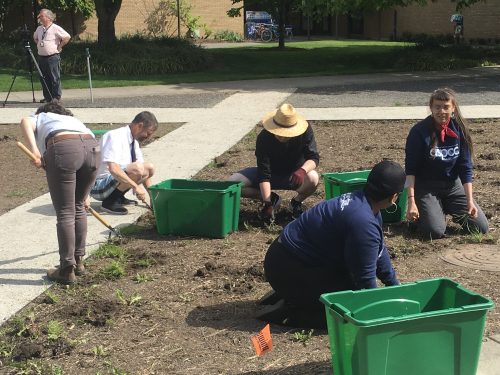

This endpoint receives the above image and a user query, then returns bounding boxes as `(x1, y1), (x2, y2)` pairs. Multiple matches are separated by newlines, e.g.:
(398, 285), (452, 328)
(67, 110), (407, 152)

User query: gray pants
(415, 178), (488, 239)
(38, 54), (62, 101)
(45, 137), (100, 268)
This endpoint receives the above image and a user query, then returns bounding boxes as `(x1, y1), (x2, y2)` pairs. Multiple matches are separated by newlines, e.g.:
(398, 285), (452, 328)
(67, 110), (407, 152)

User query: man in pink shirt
(33, 9), (70, 103)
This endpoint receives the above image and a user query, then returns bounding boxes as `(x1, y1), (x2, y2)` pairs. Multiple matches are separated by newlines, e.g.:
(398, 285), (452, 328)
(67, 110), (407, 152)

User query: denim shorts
(90, 174), (119, 201)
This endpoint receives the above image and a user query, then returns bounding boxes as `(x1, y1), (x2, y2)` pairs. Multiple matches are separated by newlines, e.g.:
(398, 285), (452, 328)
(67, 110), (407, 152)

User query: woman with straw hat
(229, 103), (320, 221)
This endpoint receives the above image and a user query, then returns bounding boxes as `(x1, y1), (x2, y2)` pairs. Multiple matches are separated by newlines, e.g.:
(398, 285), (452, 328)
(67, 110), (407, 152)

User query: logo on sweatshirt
(430, 146), (459, 160)
(340, 193), (352, 211)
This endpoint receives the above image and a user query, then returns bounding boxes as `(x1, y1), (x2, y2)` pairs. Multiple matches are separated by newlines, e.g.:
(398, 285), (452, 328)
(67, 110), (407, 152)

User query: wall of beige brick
(77, 0), (500, 41)
(362, 0), (500, 40)
(82, 0), (243, 40)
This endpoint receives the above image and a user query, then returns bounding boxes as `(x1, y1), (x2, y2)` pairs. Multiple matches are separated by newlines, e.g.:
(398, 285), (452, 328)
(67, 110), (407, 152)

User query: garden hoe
(16, 141), (122, 239)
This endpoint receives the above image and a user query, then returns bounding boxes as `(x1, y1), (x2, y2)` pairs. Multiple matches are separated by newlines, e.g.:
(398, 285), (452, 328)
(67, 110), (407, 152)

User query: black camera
(20, 24), (31, 48)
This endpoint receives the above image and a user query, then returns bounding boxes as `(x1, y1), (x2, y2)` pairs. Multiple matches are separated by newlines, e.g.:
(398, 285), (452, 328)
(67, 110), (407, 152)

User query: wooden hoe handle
(16, 141), (38, 162)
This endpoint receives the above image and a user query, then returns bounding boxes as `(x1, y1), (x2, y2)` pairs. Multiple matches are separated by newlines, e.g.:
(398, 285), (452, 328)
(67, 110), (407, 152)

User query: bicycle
(261, 24), (293, 42)
(246, 23), (270, 41)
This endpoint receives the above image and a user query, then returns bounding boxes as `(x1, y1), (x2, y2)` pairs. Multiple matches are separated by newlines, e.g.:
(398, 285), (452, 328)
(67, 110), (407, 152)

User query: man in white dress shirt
(90, 112), (158, 215)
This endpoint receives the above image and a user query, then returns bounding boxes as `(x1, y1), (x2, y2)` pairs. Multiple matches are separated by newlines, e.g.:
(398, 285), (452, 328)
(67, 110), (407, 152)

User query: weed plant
(133, 273), (153, 283)
(102, 261), (126, 279)
(46, 320), (62, 341)
(116, 289), (143, 306)
(292, 329), (314, 346)
(92, 344), (108, 357)
(135, 257), (157, 268)
(44, 289), (59, 304)
(94, 243), (128, 260)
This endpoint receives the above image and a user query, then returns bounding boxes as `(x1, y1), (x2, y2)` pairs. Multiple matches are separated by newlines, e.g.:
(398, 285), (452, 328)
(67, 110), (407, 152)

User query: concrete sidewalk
(0, 70), (499, 374)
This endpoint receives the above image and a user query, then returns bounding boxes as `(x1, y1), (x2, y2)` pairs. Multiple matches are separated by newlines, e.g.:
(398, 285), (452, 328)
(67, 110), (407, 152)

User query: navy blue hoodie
(405, 115), (473, 184)
(280, 190), (398, 290)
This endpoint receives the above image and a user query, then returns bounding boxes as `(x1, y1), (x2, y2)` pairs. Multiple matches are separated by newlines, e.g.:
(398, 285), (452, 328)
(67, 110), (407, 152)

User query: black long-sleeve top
(255, 126), (320, 183)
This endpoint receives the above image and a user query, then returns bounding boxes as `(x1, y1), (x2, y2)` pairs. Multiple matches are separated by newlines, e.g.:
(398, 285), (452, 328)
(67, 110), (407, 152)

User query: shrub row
(393, 44), (500, 71)
(1, 35), (213, 76)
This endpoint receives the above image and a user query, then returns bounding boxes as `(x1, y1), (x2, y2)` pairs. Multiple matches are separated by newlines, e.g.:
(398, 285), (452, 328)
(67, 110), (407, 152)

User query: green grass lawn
(0, 39), (493, 91)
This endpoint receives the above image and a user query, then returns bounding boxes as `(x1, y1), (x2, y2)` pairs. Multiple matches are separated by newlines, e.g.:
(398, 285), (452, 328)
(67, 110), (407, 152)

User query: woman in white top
(20, 102), (99, 284)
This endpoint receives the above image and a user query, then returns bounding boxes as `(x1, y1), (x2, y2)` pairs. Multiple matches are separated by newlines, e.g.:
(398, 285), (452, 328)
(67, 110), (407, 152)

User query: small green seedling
(293, 329), (314, 346)
(0, 340), (14, 359)
(102, 261), (125, 279)
(264, 221), (282, 235)
(107, 364), (128, 375)
(115, 289), (142, 306)
(47, 320), (62, 341)
(133, 273), (153, 283)
(466, 229), (494, 244)
(44, 289), (60, 304)
(135, 257), (157, 268)
(92, 344), (108, 357)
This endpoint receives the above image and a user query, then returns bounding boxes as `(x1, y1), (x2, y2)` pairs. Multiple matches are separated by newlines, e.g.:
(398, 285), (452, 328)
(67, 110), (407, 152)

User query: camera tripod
(2, 41), (52, 107)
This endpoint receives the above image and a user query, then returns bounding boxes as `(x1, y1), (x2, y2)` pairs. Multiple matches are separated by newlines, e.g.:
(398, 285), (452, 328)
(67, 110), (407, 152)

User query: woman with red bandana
(405, 88), (488, 239)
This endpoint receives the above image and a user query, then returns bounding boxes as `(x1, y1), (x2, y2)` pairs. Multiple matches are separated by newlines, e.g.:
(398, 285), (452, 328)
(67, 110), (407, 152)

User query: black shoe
(258, 290), (282, 305)
(101, 200), (128, 215)
(118, 196), (138, 206)
(270, 192), (281, 210)
(39, 98), (48, 103)
(256, 299), (289, 325)
(289, 198), (304, 219)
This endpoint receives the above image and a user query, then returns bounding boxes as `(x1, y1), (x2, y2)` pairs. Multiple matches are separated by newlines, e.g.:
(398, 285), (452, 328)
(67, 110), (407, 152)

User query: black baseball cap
(364, 160), (406, 201)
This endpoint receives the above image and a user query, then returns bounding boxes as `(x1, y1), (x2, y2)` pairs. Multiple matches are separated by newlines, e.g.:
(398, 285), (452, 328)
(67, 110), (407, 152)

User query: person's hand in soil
(133, 185), (147, 202)
(259, 202), (274, 222)
(406, 199), (419, 222)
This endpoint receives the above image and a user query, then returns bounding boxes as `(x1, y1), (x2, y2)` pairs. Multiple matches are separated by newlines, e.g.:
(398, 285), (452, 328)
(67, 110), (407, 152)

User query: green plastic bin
(149, 179), (242, 238)
(322, 170), (408, 223)
(320, 278), (494, 375)
(91, 129), (108, 136)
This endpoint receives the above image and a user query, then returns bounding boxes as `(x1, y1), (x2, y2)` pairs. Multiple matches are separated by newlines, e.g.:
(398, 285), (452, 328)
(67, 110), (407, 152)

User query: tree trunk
(278, 0), (285, 49)
(94, 0), (122, 44)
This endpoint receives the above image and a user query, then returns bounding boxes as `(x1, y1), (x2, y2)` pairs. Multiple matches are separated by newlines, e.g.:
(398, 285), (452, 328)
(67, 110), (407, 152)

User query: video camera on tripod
(2, 24), (52, 107)
(19, 24), (31, 47)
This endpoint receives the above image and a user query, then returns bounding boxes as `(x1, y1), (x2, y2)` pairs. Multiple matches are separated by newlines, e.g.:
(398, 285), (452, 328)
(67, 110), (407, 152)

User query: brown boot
(47, 265), (76, 285)
(75, 256), (86, 276)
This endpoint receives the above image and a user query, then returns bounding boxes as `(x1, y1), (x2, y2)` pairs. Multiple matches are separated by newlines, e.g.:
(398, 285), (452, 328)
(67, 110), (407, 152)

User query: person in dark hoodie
(405, 88), (488, 239)
(258, 160), (405, 329)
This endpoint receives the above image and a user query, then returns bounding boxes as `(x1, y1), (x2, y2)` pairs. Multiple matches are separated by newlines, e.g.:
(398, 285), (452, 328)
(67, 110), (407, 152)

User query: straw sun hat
(261, 103), (309, 137)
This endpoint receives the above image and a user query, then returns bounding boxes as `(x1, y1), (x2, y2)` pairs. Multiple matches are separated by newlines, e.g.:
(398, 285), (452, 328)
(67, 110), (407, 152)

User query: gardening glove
(259, 201), (274, 222)
(290, 168), (307, 188)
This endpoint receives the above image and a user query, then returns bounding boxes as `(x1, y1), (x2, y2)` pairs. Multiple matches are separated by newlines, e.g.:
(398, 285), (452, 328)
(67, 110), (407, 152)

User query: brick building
(5, 0), (500, 42)
(82, 0), (243, 39)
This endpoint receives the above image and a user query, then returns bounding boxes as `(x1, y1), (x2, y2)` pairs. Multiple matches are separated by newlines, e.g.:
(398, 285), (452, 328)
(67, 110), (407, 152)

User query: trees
(229, 0), (486, 47)
(42, 0), (95, 36)
(228, 0), (299, 49)
(94, 0), (121, 43)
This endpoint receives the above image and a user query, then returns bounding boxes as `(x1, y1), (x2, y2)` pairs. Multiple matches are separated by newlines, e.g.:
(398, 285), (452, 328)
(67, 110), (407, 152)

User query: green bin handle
(351, 299), (421, 321)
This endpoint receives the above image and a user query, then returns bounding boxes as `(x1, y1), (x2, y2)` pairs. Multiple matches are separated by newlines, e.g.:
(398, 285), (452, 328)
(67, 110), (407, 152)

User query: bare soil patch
(0, 120), (498, 375)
